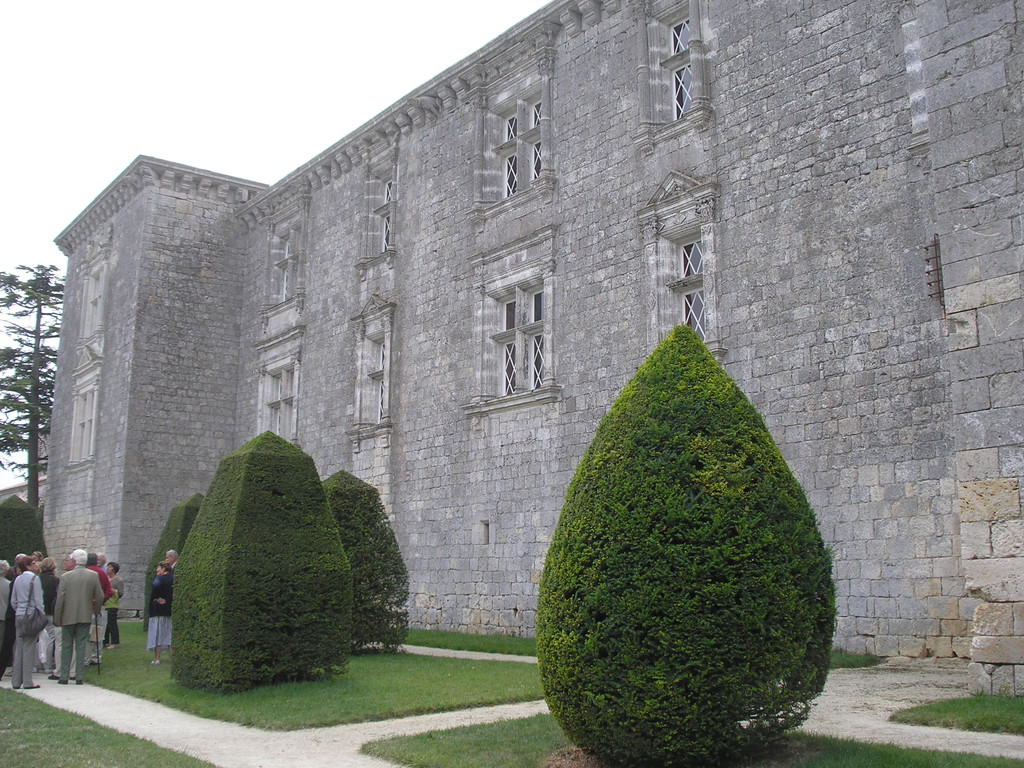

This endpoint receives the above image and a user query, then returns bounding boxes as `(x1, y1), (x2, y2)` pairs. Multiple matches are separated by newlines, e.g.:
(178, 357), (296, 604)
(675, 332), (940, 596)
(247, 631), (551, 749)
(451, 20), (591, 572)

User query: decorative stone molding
(233, 1), (638, 222)
(56, 157), (265, 255)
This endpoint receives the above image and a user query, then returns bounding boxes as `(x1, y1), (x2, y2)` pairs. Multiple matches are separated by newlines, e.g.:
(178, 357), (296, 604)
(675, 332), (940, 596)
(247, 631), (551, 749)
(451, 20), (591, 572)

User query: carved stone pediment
(352, 294), (396, 338)
(74, 337), (104, 374)
(639, 172), (719, 240)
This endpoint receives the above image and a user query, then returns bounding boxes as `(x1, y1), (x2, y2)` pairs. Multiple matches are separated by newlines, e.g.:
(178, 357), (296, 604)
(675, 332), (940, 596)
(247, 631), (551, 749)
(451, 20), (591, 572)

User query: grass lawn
(84, 621), (543, 729)
(406, 629), (538, 656)
(892, 696), (1024, 736)
(362, 713), (1024, 768)
(0, 688), (216, 768)
(404, 630), (878, 672)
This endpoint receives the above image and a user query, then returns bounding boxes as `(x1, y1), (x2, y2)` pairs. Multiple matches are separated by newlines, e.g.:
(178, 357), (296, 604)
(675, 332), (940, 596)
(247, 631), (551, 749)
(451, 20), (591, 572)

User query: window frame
(348, 295), (396, 450)
(639, 172), (722, 355)
(463, 226), (561, 418)
(260, 360), (300, 442)
(495, 96), (543, 199)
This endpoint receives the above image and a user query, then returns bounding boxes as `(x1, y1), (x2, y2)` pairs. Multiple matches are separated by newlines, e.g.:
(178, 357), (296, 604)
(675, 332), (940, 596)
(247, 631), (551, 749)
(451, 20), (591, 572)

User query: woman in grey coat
(11, 554), (45, 689)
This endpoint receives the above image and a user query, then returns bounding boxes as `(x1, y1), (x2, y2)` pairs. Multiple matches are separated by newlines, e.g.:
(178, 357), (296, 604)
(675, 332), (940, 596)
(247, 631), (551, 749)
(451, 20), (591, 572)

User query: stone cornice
(55, 156), (267, 257)
(239, 0), (626, 227)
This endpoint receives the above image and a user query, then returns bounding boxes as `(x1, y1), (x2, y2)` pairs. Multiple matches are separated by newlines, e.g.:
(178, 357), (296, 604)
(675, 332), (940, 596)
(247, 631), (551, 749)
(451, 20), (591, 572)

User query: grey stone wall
(50, 161), (265, 607)
(48, 0), (1021, 668)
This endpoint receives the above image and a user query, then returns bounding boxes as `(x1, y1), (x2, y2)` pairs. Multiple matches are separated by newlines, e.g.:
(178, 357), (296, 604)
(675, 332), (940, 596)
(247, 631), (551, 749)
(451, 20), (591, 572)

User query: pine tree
(0, 265), (64, 507)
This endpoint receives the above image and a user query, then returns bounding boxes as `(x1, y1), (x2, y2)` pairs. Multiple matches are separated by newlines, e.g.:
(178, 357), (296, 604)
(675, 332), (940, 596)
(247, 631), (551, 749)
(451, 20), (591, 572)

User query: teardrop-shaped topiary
(536, 325), (835, 768)
(173, 432), (352, 692)
(323, 470), (409, 654)
(144, 493), (203, 627)
(0, 495), (45, 561)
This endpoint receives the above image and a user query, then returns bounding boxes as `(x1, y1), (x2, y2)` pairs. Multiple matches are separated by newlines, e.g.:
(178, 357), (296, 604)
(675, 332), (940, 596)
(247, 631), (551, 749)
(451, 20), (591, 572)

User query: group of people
(0, 548), (178, 692)
(1, 548), (177, 688)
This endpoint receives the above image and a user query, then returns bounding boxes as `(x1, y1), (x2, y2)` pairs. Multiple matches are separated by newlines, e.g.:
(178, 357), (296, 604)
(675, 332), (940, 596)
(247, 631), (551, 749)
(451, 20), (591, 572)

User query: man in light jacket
(54, 549), (104, 685)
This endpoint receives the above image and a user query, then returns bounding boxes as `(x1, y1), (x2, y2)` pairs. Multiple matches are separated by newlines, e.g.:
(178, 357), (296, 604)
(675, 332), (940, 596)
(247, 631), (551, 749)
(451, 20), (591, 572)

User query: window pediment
(640, 172), (718, 239)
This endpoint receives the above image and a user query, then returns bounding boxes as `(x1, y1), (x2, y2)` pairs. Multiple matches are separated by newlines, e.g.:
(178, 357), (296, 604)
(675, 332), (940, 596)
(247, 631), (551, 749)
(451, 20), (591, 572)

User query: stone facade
(49, 0), (1021, 682)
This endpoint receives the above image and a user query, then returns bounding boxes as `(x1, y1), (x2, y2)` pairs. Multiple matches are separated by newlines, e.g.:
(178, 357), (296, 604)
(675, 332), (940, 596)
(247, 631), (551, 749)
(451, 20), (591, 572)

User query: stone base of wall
(968, 662), (1024, 696)
(967, 601), (1024, 696)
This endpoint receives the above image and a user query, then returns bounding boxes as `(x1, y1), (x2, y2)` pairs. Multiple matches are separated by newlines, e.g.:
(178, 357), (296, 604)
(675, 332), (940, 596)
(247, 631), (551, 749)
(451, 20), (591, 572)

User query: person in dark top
(147, 561), (173, 665)
(38, 557), (60, 675)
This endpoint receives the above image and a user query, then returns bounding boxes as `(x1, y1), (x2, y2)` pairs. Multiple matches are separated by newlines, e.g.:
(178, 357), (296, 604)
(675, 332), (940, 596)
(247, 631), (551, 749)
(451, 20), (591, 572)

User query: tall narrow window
(70, 383), (98, 462)
(372, 339), (387, 423)
(270, 225), (302, 302)
(81, 266), (105, 336)
(464, 230), (562, 417)
(496, 96), (543, 200)
(675, 237), (706, 339)
(265, 365), (297, 440)
(505, 155), (519, 197)
(494, 287), (547, 396)
(350, 295), (396, 442)
(531, 102), (543, 182)
(377, 179), (396, 253)
(671, 20), (693, 119)
(504, 343), (518, 394)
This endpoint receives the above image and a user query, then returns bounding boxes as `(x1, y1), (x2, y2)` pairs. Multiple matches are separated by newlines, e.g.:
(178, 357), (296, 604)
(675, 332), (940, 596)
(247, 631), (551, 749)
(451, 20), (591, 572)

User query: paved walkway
(8, 653), (1024, 766)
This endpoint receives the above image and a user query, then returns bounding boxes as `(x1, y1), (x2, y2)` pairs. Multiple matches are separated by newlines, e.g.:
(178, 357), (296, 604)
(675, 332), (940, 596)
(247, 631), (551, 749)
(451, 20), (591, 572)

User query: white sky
(0, 0), (553, 489)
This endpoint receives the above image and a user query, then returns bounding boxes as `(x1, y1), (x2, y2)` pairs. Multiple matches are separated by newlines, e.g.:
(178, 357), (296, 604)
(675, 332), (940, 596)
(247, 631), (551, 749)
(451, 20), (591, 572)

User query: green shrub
(536, 325), (835, 768)
(323, 470), (409, 654)
(0, 495), (45, 561)
(144, 493), (203, 626)
(172, 432), (352, 692)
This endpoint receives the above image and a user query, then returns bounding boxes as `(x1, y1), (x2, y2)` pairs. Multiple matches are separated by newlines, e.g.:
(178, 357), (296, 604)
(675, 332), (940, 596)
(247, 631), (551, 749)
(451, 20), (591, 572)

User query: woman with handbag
(11, 554), (46, 689)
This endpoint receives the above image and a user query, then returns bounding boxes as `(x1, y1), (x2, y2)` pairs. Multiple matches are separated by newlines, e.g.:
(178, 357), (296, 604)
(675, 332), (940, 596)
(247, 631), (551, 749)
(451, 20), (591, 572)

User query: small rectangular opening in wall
(474, 519), (491, 546)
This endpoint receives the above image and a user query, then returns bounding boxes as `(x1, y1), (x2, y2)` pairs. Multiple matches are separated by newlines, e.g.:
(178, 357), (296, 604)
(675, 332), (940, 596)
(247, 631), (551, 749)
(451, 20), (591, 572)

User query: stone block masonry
(47, 0), (1021, 691)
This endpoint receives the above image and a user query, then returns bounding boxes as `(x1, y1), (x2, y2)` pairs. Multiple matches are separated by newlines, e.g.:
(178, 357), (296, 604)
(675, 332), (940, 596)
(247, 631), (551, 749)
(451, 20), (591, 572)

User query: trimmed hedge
(536, 325), (835, 768)
(172, 432), (352, 692)
(0, 495), (46, 561)
(144, 493), (203, 626)
(323, 470), (409, 654)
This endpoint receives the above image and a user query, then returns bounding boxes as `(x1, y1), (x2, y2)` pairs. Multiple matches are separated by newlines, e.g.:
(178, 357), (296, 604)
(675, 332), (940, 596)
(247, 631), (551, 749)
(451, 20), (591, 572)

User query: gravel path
(9, 654), (1024, 766)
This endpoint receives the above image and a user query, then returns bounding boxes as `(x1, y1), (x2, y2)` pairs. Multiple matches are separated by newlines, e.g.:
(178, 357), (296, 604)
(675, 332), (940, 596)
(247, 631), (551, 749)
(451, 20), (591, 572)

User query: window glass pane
(532, 335), (544, 389)
(674, 64), (693, 118)
(532, 102), (542, 128)
(682, 241), (703, 277)
(506, 116), (518, 141)
(533, 291), (543, 322)
(505, 155), (519, 196)
(672, 20), (690, 54)
(684, 290), (706, 340)
(504, 343), (517, 394)
(533, 142), (542, 180)
(505, 301), (517, 331)
(674, 65), (693, 118)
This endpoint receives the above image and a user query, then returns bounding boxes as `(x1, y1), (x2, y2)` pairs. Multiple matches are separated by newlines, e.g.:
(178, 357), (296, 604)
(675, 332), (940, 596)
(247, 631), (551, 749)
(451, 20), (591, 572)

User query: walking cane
(94, 612), (101, 676)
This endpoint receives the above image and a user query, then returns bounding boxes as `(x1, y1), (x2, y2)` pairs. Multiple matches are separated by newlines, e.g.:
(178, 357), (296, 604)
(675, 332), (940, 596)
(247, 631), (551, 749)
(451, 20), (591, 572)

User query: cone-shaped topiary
(536, 325), (835, 768)
(144, 493), (203, 627)
(323, 470), (409, 654)
(173, 432), (352, 692)
(0, 495), (46, 561)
